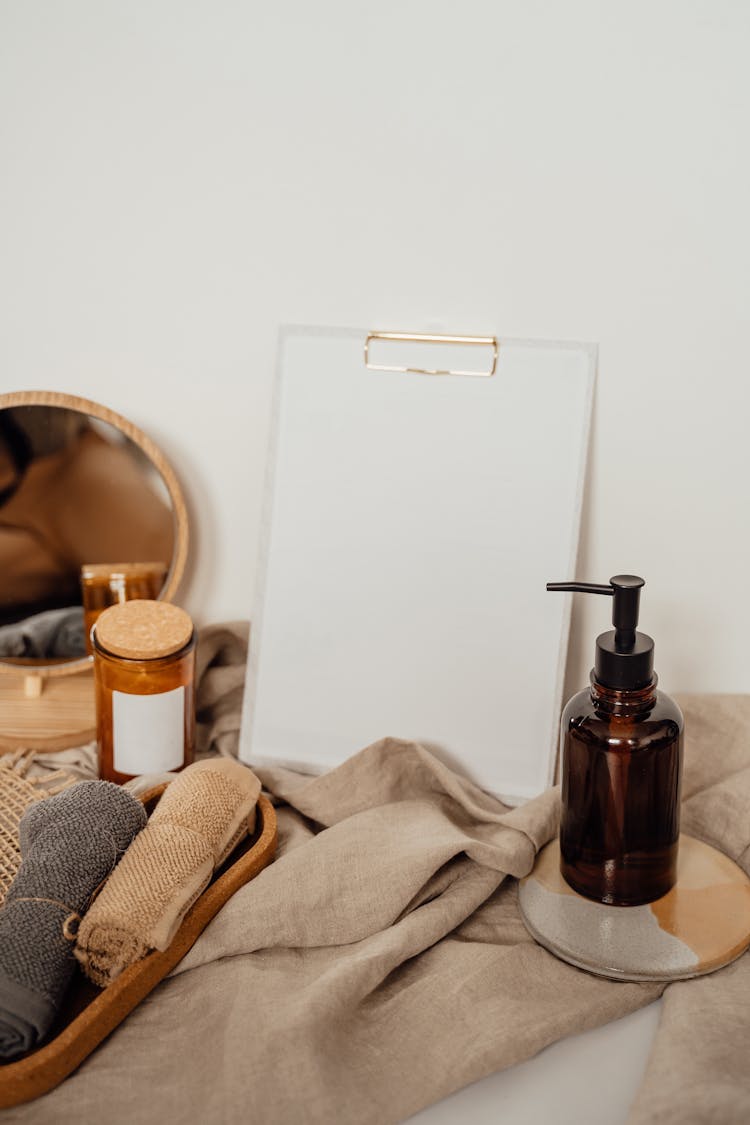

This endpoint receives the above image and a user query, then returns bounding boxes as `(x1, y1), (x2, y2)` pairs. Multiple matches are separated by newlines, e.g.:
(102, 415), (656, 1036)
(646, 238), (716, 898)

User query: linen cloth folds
(2, 625), (749, 1125)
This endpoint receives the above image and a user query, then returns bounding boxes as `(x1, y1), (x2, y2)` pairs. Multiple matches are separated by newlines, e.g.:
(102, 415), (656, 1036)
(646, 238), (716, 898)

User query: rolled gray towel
(0, 781), (147, 1060)
(0, 607), (86, 659)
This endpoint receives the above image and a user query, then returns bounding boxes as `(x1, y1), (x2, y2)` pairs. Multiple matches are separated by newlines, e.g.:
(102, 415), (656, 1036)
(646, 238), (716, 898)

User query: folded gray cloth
(0, 781), (146, 1060)
(0, 607), (86, 659)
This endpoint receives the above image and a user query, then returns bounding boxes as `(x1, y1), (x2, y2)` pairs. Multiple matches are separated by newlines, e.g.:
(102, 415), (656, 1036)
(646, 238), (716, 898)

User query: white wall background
(1, 0), (748, 695)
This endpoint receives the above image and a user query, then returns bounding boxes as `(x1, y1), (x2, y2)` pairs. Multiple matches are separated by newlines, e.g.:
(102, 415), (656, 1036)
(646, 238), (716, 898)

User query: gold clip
(364, 332), (498, 378)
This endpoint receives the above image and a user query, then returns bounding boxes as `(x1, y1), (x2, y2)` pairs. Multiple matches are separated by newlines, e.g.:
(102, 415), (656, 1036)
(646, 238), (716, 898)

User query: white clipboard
(239, 327), (596, 803)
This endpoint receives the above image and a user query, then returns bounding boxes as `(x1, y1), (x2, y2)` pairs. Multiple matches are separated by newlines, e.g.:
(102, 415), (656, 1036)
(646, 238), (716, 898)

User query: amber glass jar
(81, 562), (168, 654)
(559, 674), (683, 906)
(92, 599), (195, 784)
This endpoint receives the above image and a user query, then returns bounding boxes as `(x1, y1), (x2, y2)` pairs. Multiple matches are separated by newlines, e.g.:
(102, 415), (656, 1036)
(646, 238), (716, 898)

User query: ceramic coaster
(518, 835), (750, 982)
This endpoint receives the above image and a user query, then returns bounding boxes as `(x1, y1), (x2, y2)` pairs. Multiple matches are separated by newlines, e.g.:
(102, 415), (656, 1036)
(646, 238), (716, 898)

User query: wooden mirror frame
(0, 390), (189, 680)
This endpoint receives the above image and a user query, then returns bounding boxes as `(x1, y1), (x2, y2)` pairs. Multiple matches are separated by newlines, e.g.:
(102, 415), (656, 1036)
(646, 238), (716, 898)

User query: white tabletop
(409, 999), (661, 1125)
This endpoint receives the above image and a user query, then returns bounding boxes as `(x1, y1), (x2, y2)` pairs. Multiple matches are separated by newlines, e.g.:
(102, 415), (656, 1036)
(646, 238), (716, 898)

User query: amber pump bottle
(548, 576), (683, 907)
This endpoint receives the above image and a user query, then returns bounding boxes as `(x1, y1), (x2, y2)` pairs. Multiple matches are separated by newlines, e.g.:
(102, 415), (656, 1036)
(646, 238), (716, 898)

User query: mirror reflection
(0, 405), (175, 663)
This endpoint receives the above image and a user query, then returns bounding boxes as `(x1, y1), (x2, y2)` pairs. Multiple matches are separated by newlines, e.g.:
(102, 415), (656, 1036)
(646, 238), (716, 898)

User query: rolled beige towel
(75, 758), (261, 986)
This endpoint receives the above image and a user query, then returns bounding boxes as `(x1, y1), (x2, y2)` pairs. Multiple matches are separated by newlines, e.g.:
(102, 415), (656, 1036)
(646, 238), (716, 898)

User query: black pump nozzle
(547, 575), (654, 690)
(546, 575), (644, 651)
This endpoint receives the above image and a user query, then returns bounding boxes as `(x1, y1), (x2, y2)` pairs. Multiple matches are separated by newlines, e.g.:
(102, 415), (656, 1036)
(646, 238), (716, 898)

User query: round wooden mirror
(0, 391), (189, 750)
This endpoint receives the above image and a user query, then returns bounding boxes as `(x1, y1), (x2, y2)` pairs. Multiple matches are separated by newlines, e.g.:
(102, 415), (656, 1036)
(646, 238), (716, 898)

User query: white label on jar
(112, 686), (185, 776)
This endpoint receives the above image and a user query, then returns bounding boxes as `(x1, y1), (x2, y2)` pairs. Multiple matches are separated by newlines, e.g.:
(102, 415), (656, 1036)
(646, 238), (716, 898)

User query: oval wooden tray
(0, 789), (277, 1108)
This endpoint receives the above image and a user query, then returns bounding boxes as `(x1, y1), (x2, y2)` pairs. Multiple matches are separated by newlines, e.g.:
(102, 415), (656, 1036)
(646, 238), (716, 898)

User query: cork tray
(519, 834), (750, 982)
(0, 787), (277, 1108)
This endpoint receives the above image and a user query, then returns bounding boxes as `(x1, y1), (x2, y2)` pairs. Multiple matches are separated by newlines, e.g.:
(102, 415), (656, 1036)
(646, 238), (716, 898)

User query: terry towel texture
(1, 625), (747, 1124)
(0, 781), (146, 1060)
(75, 757), (261, 986)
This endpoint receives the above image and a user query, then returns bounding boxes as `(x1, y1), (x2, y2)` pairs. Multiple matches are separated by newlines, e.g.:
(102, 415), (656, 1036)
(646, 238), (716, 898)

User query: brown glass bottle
(560, 674), (683, 906)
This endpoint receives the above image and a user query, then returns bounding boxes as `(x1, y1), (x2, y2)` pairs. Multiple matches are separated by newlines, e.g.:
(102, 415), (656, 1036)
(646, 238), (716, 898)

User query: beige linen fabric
(3, 626), (748, 1124)
(194, 620), (250, 758)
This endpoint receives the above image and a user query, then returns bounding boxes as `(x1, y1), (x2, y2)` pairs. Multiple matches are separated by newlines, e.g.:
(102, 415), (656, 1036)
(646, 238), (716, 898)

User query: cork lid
(94, 600), (193, 660)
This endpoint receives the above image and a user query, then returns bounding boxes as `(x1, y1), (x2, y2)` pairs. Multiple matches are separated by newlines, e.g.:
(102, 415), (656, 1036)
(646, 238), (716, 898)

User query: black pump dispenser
(546, 573), (682, 906)
(547, 574), (654, 690)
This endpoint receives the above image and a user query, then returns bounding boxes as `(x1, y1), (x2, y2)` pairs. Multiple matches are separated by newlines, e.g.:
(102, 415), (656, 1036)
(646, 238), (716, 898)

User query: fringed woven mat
(0, 751), (78, 907)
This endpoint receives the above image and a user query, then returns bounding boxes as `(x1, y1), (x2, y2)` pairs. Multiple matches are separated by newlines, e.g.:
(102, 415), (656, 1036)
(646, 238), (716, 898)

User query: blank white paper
(240, 327), (595, 802)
